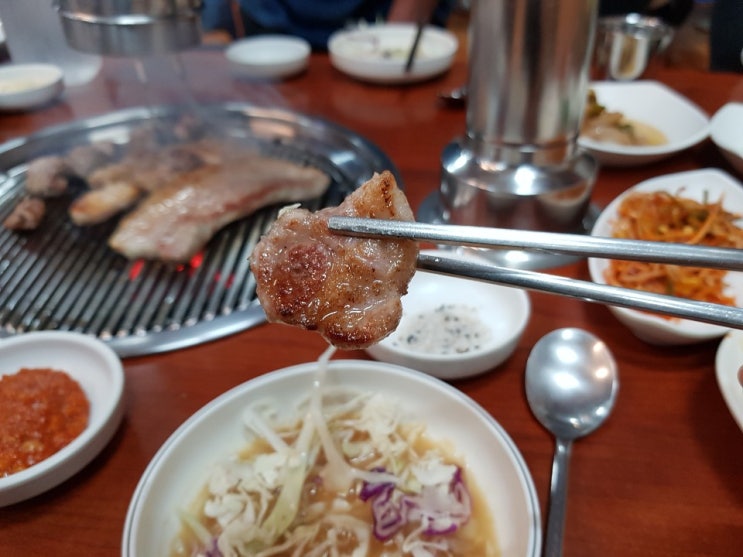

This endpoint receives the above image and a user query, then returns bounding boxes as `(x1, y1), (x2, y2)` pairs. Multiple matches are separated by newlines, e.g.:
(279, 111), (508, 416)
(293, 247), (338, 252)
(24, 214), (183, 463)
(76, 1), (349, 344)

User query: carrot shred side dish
(604, 190), (743, 311)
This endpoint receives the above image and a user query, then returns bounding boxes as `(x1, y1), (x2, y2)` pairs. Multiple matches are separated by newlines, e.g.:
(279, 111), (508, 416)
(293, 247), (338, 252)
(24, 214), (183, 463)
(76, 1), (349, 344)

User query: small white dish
(710, 102), (743, 177)
(714, 330), (743, 432)
(328, 23), (458, 85)
(123, 359), (541, 557)
(225, 35), (311, 80)
(0, 63), (64, 111)
(0, 331), (125, 507)
(588, 168), (743, 345)
(579, 80), (710, 167)
(366, 249), (531, 379)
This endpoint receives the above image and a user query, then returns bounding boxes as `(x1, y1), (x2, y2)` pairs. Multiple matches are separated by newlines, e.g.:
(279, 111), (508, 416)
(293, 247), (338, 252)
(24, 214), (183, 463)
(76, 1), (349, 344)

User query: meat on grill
(25, 156), (72, 197)
(250, 171), (418, 350)
(3, 197), (46, 231)
(108, 155), (331, 262)
(25, 143), (121, 200)
(70, 139), (243, 226)
(65, 141), (120, 177)
(69, 182), (143, 226)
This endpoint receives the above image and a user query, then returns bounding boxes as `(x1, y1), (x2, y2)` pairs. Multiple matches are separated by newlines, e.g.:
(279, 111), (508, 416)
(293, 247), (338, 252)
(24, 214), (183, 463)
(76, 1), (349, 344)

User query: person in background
(709, 0), (743, 72)
(201, 0), (455, 51)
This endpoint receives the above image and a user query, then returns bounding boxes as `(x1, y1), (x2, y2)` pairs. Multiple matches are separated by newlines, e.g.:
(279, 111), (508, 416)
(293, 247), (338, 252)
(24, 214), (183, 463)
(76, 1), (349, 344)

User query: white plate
(588, 168), (743, 345)
(123, 360), (541, 557)
(579, 80), (710, 167)
(710, 102), (743, 177)
(225, 35), (311, 80)
(328, 23), (458, 85)
(366, 249), (531, 379)
(714, 330), (743, 431)
(0, 331), (125, 507)
(0, 63), (64, 111)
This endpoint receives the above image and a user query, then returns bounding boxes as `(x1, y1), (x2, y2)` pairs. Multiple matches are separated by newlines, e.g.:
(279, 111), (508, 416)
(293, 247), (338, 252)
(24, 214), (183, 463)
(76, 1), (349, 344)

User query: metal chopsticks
(404, 21), (425, 73)
(327, 217), (743, 271)
(417, 252), (743, 329)
(327, 217), (743, 329)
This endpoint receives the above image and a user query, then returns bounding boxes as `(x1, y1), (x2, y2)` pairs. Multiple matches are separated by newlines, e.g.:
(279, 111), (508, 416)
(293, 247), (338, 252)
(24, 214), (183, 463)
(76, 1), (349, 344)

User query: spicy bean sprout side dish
(604, 190), (743, 311)
(171, 350), (498, 557)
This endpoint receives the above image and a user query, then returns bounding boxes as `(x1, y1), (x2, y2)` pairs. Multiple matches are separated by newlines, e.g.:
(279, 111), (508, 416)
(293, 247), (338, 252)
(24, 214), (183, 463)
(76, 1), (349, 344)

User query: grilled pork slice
(3, 197), (46, 231)
(69, 139), (247, 226)
(25, 156), (72, 197)
(69, 182), (143, 226)
(250, 171), (418, 350)
(108, 155), (330, 262)
(86, 140), (220, 192)
(65, 141), (120, 177)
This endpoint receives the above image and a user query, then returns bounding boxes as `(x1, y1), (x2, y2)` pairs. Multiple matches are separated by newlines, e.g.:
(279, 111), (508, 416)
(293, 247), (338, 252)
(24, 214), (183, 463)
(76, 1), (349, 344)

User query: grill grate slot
(0, 104), (397, 356)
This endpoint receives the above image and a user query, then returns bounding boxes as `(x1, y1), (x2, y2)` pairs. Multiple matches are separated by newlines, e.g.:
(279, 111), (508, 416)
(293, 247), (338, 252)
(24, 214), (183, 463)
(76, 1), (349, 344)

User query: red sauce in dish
(0, 368), (90, 477)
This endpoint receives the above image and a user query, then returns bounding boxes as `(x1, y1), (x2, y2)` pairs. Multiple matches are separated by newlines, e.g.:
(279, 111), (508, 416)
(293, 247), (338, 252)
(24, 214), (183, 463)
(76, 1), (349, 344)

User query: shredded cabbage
(176, 347), (489, 557)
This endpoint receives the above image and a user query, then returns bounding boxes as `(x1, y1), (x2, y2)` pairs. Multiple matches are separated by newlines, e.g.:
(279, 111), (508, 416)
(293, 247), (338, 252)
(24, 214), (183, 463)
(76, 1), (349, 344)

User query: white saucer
(328, 23), (458, 85)
(579, 80), (709, 167)
(225, 35), (311, 80)
(0, 331), (125, 507)
(0, 63), (64, 111)
(715, 330), (743, 431)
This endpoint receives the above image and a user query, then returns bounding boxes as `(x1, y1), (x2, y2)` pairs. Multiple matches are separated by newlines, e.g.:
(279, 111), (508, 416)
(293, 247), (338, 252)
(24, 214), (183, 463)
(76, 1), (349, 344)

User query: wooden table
(1, 48), (742, 557)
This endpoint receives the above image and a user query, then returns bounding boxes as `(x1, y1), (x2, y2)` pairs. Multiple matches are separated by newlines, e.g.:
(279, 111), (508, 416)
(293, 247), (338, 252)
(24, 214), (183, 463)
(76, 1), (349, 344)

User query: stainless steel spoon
(525, 328), (619, 557)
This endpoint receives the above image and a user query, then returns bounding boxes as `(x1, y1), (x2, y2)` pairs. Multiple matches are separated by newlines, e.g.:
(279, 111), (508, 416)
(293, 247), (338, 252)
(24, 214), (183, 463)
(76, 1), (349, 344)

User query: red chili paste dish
(0, 331), (124, 507)
(0, 368), (90, 477)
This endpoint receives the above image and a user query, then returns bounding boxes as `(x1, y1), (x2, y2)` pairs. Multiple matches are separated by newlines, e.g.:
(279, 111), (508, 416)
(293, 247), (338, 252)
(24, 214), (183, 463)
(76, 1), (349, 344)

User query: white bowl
(123, 359), (541, 557)
(578, 80), (710, 167)
(225, 35), (311, 80)
(710, 102), (743, 177)
(0, 63), (64, 111)
(328, 23), (458, 85)
(0, 331), (125, 507)
(366, 249), (530, 379)
(588, 168), (743, 345)
(714, 330), (743, 432)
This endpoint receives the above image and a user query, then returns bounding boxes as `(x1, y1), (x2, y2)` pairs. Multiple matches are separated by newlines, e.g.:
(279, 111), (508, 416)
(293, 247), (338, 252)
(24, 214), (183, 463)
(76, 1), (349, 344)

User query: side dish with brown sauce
(581, 89), (668, 147)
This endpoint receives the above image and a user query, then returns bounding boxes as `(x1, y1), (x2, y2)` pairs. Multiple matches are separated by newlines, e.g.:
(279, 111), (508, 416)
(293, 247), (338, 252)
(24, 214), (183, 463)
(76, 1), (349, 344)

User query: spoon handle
(544, 437), (573, 557)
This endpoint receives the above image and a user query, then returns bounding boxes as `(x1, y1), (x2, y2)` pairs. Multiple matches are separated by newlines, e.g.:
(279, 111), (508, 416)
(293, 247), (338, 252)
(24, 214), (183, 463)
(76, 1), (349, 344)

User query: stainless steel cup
(593, 14), (674, 81)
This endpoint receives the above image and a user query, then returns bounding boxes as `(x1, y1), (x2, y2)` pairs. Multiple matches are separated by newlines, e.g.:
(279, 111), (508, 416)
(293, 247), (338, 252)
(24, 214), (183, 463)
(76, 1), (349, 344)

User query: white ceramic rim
(0, 63), (64, 110)
(0, 63), (63, 88)
(578, 80), (710, 157)
(328, 23), (458, 84)
(224, 35), (311, 66)
(0, 331), (125, 506)
(588, 168), (743, 343)
(366, 249), (531, 376)
(710, 102), (743, 154)
(122, 359), (541, 557)
(714, 330), (743, 431)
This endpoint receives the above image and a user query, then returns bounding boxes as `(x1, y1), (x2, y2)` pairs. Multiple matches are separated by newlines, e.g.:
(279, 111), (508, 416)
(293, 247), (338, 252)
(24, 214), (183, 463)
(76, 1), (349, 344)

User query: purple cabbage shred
(360, 465), (472, 542)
